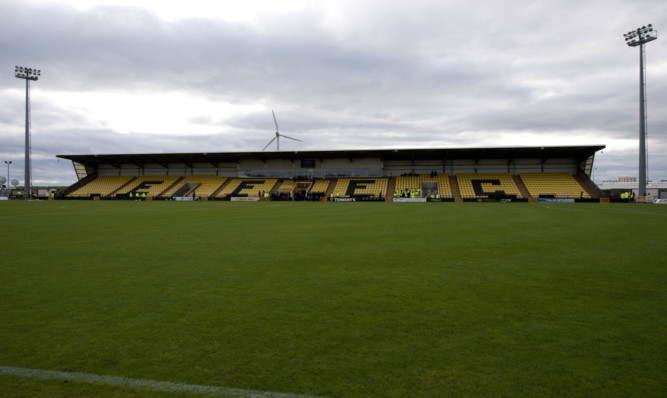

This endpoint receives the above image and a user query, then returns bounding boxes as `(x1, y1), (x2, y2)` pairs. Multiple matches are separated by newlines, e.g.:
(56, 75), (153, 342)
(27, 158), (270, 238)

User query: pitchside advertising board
(538, 198), (576, 203)
(393, 198), (427, 203)
(635, 196), (662, 203)
(231, 197), (260, 202)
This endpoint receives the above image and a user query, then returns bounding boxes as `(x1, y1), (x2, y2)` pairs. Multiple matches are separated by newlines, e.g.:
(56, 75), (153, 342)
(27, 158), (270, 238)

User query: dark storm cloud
(1, 0), (666, 185)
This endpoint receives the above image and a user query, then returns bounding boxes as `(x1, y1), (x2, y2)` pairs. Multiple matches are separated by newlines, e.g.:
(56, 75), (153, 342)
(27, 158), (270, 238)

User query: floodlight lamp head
(623, 24), (657, 47)
(14, 65), (41, 80)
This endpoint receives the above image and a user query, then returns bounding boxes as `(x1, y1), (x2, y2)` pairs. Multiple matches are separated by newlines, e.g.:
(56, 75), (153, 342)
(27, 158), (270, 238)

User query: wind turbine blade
(280, 134), (303, 142)
(272, 109), (280, 132)
(262, 136), (277, 151)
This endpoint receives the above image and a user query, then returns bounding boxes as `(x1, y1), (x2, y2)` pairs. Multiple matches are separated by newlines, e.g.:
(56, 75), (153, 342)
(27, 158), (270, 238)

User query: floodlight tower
(14, 66), (41, 199)
(623, 24), (657, 197)
(4, 161), (11, 187)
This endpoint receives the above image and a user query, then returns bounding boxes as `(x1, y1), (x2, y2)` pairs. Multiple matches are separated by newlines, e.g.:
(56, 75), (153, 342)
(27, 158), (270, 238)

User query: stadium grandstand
(56, 145), (605, 202)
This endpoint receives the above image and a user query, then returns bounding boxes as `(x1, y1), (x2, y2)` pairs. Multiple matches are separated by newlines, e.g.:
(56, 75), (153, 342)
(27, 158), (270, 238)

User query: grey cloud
(1, 0), (666, 185)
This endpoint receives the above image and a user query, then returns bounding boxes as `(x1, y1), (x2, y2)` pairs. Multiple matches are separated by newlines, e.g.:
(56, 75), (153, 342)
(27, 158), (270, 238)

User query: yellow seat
(456, 173), (522, 199)
(520, 173), (590, 199)
(67, 175), (135, 198)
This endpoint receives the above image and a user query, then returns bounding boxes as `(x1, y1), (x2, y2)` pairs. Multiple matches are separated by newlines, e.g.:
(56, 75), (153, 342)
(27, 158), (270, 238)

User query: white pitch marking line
(0, 366), (329, 398)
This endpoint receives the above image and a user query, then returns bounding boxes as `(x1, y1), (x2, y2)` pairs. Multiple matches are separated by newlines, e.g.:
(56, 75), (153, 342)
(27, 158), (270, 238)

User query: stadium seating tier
(456, 173), (522, 199)
(67, 175), (135, 198)
(519, 172), (590, 199)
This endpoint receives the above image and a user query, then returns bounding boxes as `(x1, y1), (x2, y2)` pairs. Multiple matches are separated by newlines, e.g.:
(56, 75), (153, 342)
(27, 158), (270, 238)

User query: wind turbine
(262, 110), (302, 151)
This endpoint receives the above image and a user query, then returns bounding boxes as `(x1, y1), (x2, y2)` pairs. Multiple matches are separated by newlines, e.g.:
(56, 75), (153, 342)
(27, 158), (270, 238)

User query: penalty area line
(0, 366), (328, 398)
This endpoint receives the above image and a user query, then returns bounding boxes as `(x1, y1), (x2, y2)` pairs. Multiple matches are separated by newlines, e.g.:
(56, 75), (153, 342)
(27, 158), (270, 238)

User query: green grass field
(1, 200), (666, 397)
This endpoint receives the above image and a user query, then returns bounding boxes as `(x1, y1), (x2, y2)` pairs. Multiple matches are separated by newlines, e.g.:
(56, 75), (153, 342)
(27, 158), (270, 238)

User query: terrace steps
(58, 173), (98, 198)
(106, 177), (137, 198)
(324, 179), (337, 198)
(386, 177), (396, 200)
(574, 173), (603, 198)
(449, 175), (461, 199)
(158, 177), (184, 198)
(513, 175), (531, 198)
(211, 178), (232, 197)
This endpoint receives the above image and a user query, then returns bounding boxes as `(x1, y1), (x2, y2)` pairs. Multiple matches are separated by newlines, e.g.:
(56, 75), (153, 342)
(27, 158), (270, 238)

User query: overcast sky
(1, 0), (666, 186)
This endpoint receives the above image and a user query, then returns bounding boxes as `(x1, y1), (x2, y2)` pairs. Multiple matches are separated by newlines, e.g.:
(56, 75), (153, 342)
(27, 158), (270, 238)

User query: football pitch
(1, 200), (665, 397)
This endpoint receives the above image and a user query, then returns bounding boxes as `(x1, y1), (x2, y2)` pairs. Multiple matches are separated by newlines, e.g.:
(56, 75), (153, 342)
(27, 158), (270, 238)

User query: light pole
(14, 66), (41, 200)
(623, 24), (657, 197)
(4, 161), (11, 188)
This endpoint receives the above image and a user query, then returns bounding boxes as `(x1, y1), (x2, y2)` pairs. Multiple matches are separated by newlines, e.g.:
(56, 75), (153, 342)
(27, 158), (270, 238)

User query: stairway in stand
(385, 177), (396, 201)
(323, 179), (337, 200)
(449, 175), (461, 201)
(574, 173), (602, 198)
(512, 175), (531, 199)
